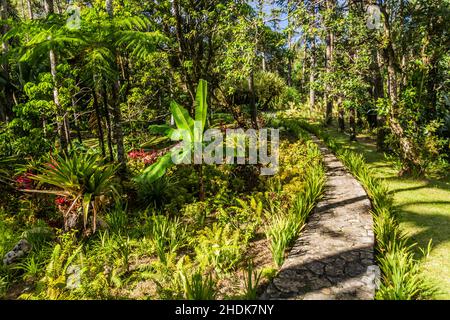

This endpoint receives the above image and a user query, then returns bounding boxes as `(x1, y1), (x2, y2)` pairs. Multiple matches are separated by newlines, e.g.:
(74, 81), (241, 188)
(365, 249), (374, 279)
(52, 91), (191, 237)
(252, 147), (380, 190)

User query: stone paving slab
(261, 136), (379, 300)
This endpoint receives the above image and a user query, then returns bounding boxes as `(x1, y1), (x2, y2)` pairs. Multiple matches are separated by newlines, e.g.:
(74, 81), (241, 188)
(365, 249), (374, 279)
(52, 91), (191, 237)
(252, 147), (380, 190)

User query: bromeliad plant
(24, 153), (118, 234)
(136, 79), (209, 200)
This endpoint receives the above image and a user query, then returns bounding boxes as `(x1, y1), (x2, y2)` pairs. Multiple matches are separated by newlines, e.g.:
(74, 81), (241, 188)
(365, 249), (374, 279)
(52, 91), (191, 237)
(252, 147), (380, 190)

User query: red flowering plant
(15, 172), (35, 190)
(127, 148), (166, 172)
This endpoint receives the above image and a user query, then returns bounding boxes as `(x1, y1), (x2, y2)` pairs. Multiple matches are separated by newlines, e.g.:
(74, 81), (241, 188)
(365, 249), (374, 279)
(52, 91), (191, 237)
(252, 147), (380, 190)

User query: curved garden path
(262, 136), (379, 300)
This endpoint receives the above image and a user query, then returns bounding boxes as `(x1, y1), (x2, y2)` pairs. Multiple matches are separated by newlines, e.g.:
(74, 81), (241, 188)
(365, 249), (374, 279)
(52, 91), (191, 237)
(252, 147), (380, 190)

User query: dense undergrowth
(0, 121), (325, 300)
(295, 117), (435, 300)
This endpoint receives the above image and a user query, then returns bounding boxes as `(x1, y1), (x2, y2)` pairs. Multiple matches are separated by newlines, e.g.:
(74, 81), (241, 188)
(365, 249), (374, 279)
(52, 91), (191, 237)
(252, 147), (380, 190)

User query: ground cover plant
(295, 117), (437, 299)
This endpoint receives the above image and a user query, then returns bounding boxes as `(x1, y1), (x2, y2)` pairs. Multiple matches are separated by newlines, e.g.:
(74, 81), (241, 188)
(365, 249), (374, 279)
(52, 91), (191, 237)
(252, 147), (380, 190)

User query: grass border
(265, 117), (326, 268)
(295, 119), (435, 300)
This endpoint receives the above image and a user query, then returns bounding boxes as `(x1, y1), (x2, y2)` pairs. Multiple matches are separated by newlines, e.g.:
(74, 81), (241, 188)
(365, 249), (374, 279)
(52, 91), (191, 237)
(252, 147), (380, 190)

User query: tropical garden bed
(0, 114), (324, 300)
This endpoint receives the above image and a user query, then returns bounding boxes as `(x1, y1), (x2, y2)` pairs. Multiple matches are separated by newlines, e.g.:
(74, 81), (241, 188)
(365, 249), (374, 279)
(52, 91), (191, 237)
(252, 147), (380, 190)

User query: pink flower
(128, 149), (147, 160)
(16, 173), (33, 189)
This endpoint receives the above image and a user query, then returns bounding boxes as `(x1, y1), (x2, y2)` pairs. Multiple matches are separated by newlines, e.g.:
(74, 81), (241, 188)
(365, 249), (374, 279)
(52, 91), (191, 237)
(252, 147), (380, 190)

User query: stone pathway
(262, 136), (378, 300)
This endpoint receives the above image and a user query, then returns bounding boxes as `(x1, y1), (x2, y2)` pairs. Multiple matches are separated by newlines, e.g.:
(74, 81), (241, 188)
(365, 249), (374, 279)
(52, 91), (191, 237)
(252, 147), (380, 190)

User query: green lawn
(320, 124), (450, 299)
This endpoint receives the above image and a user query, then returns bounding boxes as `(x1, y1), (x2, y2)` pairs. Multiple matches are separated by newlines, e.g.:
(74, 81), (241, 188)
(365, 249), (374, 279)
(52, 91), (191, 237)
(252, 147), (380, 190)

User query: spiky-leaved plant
(26, 153), (118, 233)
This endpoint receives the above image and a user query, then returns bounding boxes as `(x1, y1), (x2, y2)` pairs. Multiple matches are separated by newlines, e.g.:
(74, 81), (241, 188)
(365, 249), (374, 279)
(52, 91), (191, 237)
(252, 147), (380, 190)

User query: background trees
(0, 0), (448, 175)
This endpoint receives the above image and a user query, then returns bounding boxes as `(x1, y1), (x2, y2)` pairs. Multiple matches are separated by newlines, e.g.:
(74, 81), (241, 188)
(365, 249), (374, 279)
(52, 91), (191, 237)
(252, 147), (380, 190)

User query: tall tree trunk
(248, 70), (258, 129)
(49, 48), (68, 153)
(309, 37), (316, 112)
(286, 0), (293, 87)
(102, 84), (114, 162)
(197, 164), (205, 201)
(380, 5), (422, 175)
(349, 106), (357, 141)
(324, 0), (335, 125)
(44, 0), (53, 14)
(301, 39), (307, 95)
(71, 96), (82, 143)
(262, 53), (266, 72)
(425, 55), (438, 119)
(1, 0), (13, 123)
(337, 96), (345, 132)
(64, 114), (72, 149)
(308, 4), (316, 113)
(93, 90), (106, 157)
(111, 82), (126, 171)
(105, 0), (126, 172)
(44, 0), (67, 152)
(27, 0), (33, 19)
(73, 113), (82, 143)
(372, 49), (387, 151)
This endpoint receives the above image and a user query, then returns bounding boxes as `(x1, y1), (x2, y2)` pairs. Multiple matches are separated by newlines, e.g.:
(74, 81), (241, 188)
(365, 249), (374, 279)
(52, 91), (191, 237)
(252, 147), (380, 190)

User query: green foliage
(218, 195), (263, 242)
(147, 214), (189, 265)
(22, 221), (54, 251)
(13, 255), (44, 282)
(195, 223), (243, 274)
(138, 79), (209, 184)
(136, 175), (178, 210)
(376, 241), (435, 300)
(27, 231), (82, 300)
(242, 262), (263, 300)
(105, 202), (129, 235)
(181, 201), (210, 228)
(0, 275), (9, 298)
(179, 269), (217, 300)
(265, 213), (297, 268)
(274, 86), (302, 110)
(31, 153), (118, 233)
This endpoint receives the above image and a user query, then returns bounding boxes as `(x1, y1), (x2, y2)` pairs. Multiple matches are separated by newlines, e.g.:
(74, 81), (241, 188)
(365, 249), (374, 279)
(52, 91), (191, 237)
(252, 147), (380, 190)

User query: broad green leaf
(195, 79), (208, 133)
(138, 152), (174, 183)
(170, 101), (194, 140)
(82, 193), (92, 229)
(148, 124), (176, 138)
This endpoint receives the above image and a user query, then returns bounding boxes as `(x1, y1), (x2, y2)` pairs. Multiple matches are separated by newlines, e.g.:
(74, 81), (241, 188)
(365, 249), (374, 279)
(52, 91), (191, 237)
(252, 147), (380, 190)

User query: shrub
(376, 240), (434, 300)
(136, 176), (178, 210)
(195, 223), (243, 274)
(218, 195), (263, 242)
(22, 220), (54, 251)
(26, 231), (82, 300)
(274, 86), (302, 110)
(30, 153), (118, 234)
(105, 202), (129, 235)
(181, 201), (210, 228)
(179, 270), (217, 300)
(242, 262), (263, 300)
(265, 213), (298, 267)
(147, 214), (189, 264)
